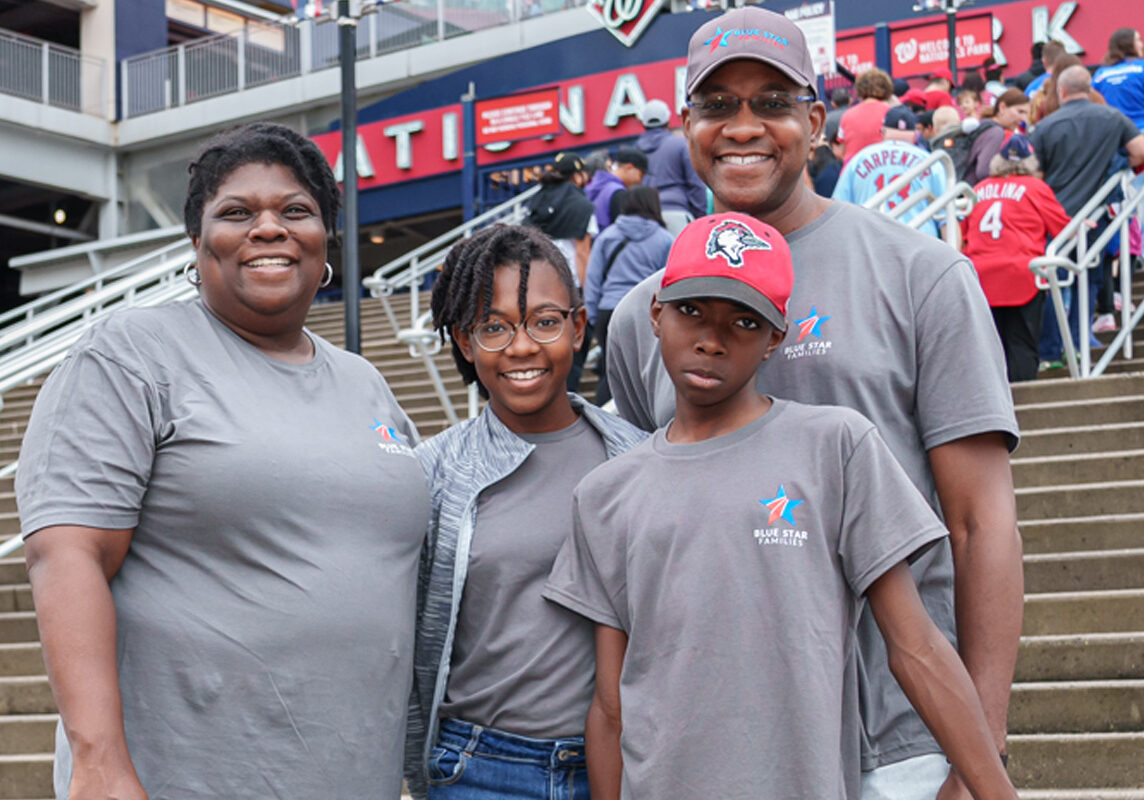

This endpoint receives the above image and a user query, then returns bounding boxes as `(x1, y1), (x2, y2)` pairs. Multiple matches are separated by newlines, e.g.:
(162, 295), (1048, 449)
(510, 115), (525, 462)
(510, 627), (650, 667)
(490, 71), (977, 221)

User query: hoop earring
(184, 262), (202, 287)
(319, 262), (333, 288)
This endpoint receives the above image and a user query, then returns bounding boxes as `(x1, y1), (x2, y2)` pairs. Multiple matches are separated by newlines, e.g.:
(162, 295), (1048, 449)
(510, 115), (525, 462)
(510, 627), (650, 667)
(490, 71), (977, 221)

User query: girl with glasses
(405, 224), (646, 800)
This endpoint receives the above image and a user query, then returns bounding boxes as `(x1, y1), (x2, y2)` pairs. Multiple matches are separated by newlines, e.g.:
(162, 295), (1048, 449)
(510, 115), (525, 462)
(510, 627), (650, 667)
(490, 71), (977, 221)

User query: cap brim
(687, 53), (817, 99)
(658, 276), (787, 332)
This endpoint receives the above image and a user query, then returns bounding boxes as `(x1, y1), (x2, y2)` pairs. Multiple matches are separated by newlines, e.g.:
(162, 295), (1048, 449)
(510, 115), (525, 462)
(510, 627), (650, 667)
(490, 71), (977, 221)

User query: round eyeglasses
(470, 307), (576, 352)
(686, 91), (815, 122)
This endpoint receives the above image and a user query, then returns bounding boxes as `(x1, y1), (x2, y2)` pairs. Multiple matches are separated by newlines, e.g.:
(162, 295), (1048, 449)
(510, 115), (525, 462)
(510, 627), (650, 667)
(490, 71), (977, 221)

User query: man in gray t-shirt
(606, 7), (1022, 797)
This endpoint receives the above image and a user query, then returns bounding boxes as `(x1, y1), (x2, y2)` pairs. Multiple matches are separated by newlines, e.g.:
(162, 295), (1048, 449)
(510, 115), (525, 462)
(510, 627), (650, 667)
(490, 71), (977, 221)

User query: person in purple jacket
(584, 148), (649, 230)
(636, 99), (709, 235)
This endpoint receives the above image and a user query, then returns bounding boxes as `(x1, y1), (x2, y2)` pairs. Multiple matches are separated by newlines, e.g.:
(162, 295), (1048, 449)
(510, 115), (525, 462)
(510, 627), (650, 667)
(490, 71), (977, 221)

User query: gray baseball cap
(686, 7), (817, 98)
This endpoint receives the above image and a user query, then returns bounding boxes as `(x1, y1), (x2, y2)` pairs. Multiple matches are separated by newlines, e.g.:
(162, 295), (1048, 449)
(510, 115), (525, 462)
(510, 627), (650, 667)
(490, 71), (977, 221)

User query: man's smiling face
(683, 59), (824, 221)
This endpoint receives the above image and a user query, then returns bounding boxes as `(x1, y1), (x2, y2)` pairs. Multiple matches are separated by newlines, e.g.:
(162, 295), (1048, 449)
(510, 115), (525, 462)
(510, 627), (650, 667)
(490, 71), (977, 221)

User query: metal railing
(363, 184), (541, 423)
(121, 0), (587, 119)
(0, 27), (107, 116)
(861, 148), (978, 250)
(0, 244), (196, 560)
(1029, 170), (1144, 379)
(0, 238), (194, 351)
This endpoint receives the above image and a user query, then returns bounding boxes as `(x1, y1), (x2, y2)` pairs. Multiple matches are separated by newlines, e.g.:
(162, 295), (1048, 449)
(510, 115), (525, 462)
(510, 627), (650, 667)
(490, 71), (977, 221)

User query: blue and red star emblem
(760, 484), (803, 526)
(794, 306), (830, 342)
(371, 419), (405, 444)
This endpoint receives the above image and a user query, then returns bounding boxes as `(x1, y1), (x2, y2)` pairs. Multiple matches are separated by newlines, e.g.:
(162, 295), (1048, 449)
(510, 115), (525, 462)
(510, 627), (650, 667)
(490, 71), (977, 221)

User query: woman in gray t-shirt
(405, 225), (645, 799)
(19, 123), (430, 800)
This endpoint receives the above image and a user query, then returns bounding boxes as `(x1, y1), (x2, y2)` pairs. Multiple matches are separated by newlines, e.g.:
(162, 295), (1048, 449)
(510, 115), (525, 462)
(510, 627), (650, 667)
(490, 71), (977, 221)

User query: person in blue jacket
(636, 99), (709, 234)
(583, 186), (675, 405)
(1095, 28), (1144, 129)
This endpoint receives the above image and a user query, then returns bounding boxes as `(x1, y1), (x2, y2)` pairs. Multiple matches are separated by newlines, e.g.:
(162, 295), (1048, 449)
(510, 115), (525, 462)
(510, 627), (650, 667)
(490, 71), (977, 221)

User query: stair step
(1014, 395), (1144, 430)
(1021, 514), (1144, 554)
(1024, 548), (1144, 593)
(1017, 633), (1144, 682)
(1008, 679), (1144, 734)
(0, 644), (43, 677)
(1014, 372), (1144, 404)
(1019, 422), (1144, 459)
(1008, 732), (1144, 790)
(1023, 589), (1144, 635)
(1012, 449), (1144, 487)
(1017, 479), (1144, 519)
(0, 714), (54, 755)
(0, 563), (27, 588)
(0, 615), (37, 646)
(0, 753), (52, 800)
(0, 587), (31, 614)
(0, 677), (53, 715)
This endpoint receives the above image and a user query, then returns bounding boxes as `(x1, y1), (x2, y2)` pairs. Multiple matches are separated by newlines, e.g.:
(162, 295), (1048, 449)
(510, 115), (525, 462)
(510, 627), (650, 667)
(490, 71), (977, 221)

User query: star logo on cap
(795, 307), (831, 342)
(761, 484), (803, 526)
(707, 219), (772, 267)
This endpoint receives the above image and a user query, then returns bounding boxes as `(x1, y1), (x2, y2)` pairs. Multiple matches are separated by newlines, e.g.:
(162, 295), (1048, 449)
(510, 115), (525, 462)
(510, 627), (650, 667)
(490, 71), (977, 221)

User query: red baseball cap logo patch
(659, 212), (794, 333)
(706, 219), (773, 267)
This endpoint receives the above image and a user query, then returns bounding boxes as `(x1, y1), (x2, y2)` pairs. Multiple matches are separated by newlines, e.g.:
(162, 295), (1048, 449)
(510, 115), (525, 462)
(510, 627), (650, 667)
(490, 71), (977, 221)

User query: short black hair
(184, 122), (340, 239)
(431, 224), (578, 398)
(614, 147), (649, 173)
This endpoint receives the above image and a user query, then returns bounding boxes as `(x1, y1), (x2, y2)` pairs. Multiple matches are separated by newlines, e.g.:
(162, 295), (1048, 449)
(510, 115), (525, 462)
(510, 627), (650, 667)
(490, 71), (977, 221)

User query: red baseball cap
(931, 67), (954, 83)
(901, 88), (927, 107)
(659, 213), (793, 332)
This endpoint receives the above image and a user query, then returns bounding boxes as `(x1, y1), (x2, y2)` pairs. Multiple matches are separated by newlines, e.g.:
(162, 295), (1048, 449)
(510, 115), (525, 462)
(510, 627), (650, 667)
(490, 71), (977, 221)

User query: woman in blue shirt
(1094, 28), (1144, 129)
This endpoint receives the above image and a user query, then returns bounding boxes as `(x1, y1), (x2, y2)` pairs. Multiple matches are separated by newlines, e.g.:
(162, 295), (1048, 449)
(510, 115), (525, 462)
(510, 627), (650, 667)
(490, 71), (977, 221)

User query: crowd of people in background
(523, 24), (1144, 390)
(803, 28), (1144, 380)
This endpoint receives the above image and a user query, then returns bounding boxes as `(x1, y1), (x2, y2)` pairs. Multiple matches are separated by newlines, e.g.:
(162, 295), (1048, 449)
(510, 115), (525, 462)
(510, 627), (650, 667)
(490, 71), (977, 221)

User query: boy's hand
(936, 769), (974, 800)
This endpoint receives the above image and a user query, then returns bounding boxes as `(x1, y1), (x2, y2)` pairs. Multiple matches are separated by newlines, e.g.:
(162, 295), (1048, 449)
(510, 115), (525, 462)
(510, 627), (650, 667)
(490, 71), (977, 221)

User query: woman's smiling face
(193, 161), (328, 339)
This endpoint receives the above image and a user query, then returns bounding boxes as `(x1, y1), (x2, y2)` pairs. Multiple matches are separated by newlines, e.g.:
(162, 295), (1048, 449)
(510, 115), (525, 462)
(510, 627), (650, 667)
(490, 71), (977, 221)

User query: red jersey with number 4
(961, 175), (1071, 306)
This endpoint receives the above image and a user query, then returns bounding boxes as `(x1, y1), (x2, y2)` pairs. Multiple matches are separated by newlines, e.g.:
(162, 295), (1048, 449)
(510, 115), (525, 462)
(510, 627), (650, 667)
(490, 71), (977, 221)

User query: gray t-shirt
(441, 416), (606, 737)
(543, 400), (948, 799)
(605, 201), (1018, 769)
(16, 299), (430, 800)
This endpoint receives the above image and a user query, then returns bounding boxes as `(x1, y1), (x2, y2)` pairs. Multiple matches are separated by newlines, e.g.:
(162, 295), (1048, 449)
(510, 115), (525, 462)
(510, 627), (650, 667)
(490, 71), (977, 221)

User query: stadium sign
(586, 0), (667, 47)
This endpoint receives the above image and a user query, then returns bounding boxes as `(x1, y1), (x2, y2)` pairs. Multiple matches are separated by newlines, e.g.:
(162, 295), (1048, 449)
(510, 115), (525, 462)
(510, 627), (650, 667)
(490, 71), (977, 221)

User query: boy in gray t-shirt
(543, 214), (1016, 800)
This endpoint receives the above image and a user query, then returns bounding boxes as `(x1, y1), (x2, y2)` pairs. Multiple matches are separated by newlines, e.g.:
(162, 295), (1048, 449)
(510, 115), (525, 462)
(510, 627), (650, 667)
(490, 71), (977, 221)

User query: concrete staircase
(0, 291), (1139, 797)
(1008, 371), (1144, 799)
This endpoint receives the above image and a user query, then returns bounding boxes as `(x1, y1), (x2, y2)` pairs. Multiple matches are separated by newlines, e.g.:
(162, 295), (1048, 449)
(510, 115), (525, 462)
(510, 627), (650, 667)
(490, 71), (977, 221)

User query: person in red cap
(545, 213), (1018, 800)
(604, 5), (1022, 800)
(961, 134), (1071, 382)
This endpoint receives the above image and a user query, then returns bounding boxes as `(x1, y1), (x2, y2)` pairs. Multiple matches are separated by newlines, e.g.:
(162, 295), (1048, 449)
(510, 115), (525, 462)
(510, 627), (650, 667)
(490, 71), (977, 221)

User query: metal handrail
(1029, 170), (1144, 379)
(861, 148), (975, 249)
(0, 237), (192, 333)
(362, 185), (541, 422)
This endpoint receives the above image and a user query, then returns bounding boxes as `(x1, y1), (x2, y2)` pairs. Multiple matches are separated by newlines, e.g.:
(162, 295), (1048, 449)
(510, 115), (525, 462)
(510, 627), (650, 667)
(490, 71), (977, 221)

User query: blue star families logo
(702, 26), (789, 52)
(754, 484), (809, 548)
(795, 306), (830, 342)
(761, 484), (802, 525)
(706, 219), (772, 267)
(784, 305), (834, 360)
(372, 419), (414, 457)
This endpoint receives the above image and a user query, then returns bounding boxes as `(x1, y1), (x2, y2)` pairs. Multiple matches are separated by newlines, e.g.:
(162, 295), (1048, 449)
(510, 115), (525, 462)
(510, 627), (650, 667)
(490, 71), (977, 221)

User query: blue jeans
(426, 718), (590, 800)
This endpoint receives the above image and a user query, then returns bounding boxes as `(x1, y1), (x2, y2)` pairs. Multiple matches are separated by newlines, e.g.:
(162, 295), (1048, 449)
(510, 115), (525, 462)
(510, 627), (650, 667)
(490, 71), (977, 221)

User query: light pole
(913, 0), (972, 82)
(337, 0), (362, 354)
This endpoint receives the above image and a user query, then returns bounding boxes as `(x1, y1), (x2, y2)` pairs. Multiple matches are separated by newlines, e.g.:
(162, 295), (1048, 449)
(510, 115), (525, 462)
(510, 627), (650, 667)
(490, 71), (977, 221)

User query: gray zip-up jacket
(404, 395), (647, 797)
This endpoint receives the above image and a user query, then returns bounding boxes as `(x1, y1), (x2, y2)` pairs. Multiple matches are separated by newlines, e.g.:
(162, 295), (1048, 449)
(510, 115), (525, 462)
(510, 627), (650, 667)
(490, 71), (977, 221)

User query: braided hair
(184, 122), (341, 239)
(431, 224), (578, 398)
